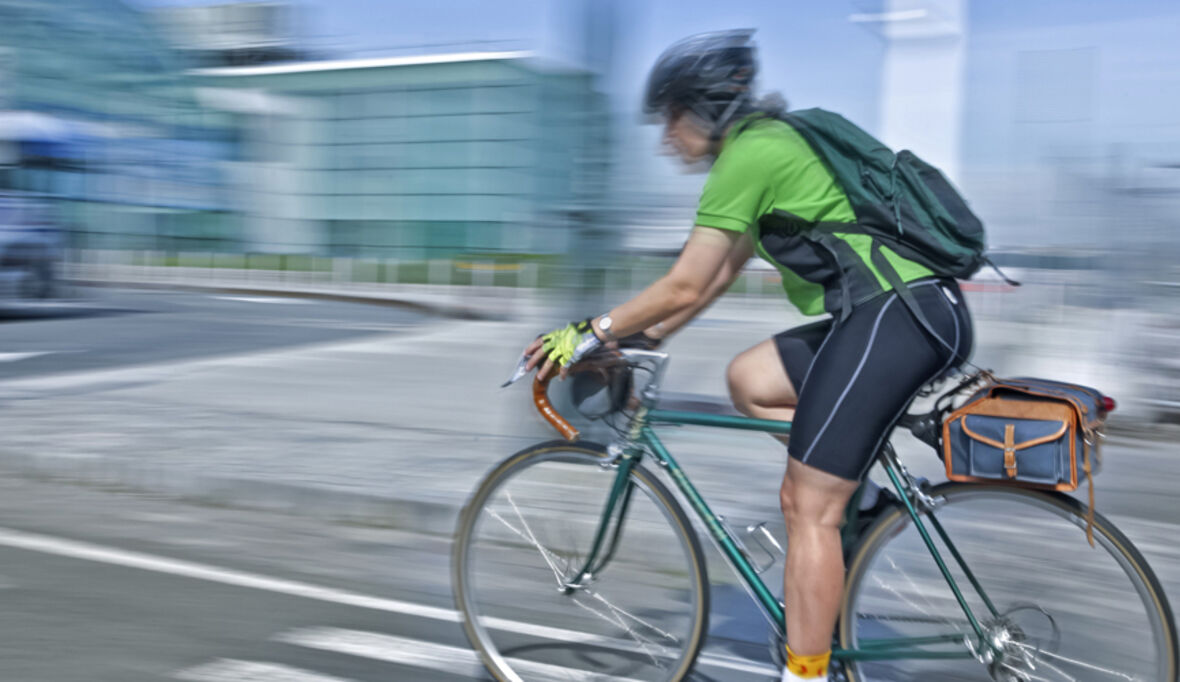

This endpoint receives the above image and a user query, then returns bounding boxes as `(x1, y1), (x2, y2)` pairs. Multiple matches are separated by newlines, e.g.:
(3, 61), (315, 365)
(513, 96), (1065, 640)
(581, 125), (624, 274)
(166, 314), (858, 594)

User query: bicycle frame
(546, 351), (1004, 665)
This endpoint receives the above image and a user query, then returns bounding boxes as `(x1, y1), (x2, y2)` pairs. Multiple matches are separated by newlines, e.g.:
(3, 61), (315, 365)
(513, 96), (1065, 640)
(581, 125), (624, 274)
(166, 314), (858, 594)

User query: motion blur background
(2, 0), (1178, 417)
(0, 2), (1178, 680)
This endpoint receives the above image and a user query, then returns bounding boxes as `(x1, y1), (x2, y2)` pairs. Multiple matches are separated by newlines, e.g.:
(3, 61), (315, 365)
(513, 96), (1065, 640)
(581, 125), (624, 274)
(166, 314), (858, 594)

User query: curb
(0, 449), (464, 536)
(63, 278), (511, 322)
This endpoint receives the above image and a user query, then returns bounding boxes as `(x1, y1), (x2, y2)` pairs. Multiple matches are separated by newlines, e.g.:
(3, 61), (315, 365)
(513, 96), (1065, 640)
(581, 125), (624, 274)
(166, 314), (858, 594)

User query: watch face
(599, 315), (612, 331)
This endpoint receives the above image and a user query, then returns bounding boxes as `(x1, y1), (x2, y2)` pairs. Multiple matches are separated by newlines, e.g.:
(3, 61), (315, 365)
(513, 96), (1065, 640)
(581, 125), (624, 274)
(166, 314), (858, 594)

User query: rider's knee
(779, 478), (797, 522)
(726, 356), (754, 415)
(780, 473), (848, 531)
(727, 354), (768, 416)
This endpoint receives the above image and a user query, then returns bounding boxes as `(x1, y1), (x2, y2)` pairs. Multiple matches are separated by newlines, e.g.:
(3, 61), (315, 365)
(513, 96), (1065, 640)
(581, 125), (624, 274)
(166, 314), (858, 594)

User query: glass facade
(196, 55), (608, 258)
(0, 0), (237, 251)
(0, 1), (607, 259)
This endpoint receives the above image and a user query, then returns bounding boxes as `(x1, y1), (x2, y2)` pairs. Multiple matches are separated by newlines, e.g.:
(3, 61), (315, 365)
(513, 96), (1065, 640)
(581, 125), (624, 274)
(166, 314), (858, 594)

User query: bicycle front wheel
(840, 483), (1178, 682)
(452, 440), (710, 682)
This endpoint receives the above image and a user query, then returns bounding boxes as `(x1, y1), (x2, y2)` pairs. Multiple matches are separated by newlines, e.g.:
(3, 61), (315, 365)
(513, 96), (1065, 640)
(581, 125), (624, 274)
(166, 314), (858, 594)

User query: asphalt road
(0, 287), (1176, 681)
(0, 475), (778, 682)
(0, 288), (780, 680)
(0, 287), (426, 380)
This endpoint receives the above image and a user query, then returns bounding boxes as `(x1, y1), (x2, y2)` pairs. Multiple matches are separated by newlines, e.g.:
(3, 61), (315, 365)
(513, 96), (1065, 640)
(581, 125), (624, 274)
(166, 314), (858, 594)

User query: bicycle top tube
(530, 349), (794, 441)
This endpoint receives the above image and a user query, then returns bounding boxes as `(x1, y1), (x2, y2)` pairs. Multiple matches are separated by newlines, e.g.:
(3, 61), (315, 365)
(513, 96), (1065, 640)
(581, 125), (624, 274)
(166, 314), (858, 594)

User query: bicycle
(452, 349), (1178, 681)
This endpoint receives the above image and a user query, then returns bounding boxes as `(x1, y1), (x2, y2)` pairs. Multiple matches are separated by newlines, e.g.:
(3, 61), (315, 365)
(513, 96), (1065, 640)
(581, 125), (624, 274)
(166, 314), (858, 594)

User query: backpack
(780, 108), (1000, 281)
(777, 108), (1015, 353)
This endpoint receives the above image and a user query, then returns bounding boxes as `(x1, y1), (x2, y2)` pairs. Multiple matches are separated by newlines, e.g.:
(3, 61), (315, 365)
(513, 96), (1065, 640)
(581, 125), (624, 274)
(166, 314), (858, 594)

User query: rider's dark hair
(731, 91), (789, 138)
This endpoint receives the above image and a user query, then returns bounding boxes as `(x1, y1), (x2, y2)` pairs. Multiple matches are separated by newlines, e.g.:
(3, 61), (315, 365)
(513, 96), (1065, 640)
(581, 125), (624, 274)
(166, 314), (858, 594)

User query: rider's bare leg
(781, 458), (858, 659)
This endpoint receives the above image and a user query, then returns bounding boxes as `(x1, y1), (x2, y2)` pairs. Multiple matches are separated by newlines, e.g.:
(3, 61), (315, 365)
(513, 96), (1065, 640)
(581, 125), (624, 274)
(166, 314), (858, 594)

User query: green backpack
(778, 108), (1014, 351)
(780, 108), (1000, 281)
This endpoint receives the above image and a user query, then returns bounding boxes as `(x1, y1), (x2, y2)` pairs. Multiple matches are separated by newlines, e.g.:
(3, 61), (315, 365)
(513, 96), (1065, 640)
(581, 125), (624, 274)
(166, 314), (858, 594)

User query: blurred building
(858, 0), (1180, 259)
(193, 52), (609, 258)
(152, 1), (307, 67)
(0, 0), (238, 251)
(0, 0), (609, 260)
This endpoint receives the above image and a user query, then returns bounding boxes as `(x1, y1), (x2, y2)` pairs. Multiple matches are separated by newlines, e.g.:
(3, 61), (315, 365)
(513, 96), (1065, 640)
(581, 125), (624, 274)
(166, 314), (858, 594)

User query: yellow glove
(541, 319), (602, 368)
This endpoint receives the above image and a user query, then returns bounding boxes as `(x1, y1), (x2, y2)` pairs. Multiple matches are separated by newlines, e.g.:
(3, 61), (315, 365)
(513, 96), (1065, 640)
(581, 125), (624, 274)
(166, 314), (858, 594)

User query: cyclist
(522, 29), (974, 681)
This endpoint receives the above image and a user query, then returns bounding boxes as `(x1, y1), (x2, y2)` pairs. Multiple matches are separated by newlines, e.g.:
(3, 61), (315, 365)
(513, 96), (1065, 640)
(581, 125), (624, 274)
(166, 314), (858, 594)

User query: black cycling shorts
(774, 278), (974, 481)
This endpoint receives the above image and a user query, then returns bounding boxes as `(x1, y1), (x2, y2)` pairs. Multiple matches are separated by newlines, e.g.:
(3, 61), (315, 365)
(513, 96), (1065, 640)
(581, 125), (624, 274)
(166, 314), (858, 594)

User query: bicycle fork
(560, 443), (642, 592)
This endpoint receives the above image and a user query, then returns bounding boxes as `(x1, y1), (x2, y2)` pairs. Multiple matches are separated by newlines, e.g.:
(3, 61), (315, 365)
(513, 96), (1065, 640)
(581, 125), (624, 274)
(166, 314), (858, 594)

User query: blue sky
(132, 1), (886, 126)
(131, 0), (1180, 233)
(130, 0), (1180, 149)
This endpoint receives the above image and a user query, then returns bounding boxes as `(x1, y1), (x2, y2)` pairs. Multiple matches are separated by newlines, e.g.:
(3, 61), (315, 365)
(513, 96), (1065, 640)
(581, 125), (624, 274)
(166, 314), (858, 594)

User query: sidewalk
(63, 261), (534, 321)
(5, 263), (1160, 542)
(7, 265), (806, 542)
(62, 258), (817, 331)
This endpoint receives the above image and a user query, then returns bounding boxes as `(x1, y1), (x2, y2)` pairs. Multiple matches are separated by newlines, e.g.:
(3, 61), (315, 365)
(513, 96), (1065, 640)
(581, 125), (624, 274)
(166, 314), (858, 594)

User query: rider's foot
(854, 485), (899, 535)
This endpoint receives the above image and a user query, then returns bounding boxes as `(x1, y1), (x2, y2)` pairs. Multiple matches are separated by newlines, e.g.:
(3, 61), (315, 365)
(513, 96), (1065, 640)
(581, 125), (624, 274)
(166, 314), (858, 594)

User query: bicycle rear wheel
(452, 440), (709, 682)
(840, 483), (1178, 681)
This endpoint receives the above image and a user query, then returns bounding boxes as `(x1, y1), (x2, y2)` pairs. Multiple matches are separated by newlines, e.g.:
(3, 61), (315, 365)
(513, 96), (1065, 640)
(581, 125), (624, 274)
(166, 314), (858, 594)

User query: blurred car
(0, 192), (63, 299)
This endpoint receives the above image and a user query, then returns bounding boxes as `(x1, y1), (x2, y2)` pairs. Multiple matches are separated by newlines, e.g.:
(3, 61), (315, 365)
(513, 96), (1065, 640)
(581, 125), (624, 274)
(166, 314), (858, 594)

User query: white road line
(0, 526), (457, 619)
(0, 351), (56, 362)
(214, 296), (312, 305)
(277, 626), (647, 682)
(175, 659), (355, 682)
(0, 527), (775, 677)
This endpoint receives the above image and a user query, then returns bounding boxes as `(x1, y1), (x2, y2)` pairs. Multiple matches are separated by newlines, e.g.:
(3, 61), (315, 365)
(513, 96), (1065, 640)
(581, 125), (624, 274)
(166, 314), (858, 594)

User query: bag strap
(1083, 439), (1096, 547)
(869, 239), (980, 372)
(1082, 427), (1102, 548)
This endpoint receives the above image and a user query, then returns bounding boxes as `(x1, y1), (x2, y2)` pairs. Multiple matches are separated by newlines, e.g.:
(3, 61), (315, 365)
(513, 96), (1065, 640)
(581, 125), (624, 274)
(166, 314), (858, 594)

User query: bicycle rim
(840, 483), (1177, 682)
(452, 441), (709, 682)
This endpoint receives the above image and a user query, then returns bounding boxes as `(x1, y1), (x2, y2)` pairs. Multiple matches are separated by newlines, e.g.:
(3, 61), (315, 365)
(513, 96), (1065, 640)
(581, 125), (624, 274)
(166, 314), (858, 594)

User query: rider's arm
(637, 227), (754, 340)
(616, 130), (768, 342)
(590, 226), (743, 341)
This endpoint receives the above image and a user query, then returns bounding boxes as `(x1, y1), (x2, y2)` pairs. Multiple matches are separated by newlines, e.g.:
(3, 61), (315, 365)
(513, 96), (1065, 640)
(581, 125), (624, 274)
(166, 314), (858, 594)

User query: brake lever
(501, 354), (531, 388)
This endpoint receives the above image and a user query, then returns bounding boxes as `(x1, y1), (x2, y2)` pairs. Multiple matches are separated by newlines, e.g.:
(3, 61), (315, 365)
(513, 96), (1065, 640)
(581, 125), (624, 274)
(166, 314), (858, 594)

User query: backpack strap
(869, 238), (961, 360)
(983, 255), (1022, 287)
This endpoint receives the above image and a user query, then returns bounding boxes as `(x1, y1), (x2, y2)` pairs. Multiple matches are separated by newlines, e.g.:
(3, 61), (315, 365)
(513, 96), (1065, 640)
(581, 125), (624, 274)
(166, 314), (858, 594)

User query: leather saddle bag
(943, 377), (1107, 492)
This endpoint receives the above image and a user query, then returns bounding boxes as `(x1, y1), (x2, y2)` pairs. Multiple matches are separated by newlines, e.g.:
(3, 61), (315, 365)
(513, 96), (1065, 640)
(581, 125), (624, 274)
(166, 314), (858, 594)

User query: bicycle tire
(839, 482), (1178, 682)
(452, 440), (710, 682)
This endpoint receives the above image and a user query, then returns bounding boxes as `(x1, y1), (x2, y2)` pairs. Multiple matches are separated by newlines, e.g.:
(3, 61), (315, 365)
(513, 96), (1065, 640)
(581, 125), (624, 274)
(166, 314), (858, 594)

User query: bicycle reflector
(1101, 395), (1117, 413)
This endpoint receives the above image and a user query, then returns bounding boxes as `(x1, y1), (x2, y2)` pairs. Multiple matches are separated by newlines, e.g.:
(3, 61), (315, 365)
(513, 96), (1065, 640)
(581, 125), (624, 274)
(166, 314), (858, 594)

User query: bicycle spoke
(570, 591), (672, 669)
(587, 590), (681, 645)
(456, 447), (707, 682)
(869, 554), (967, 632)
(1008, 640), (1140, 681)
(483, 500), (566, 585)
(842, 486), (1174, 682)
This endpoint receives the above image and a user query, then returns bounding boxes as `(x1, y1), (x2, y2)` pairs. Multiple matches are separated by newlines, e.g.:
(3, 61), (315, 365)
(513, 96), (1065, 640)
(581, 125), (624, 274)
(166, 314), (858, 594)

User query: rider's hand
(523, 319), (603, 381)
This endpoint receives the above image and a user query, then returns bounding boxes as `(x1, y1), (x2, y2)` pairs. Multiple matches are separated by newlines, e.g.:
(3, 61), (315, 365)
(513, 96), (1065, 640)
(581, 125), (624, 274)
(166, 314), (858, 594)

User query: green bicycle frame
(566, 406), (1002, 664)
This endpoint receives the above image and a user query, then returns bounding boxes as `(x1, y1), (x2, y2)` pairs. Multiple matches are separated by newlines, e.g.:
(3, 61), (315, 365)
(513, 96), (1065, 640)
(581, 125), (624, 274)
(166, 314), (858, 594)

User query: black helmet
(643, 29), (756, 137)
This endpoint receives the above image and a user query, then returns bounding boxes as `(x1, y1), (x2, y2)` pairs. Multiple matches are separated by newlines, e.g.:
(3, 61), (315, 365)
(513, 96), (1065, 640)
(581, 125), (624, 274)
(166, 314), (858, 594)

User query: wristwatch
(596, 314), (618, 342)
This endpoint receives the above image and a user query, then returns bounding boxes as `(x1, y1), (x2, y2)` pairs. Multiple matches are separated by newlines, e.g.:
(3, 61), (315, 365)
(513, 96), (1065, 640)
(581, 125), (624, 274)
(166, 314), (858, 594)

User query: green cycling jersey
(695, 114), (934, 316)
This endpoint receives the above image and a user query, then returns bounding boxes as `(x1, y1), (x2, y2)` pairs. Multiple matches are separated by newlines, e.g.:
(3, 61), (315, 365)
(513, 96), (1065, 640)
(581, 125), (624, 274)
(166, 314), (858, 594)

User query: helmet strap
(708, 92), (749, 143)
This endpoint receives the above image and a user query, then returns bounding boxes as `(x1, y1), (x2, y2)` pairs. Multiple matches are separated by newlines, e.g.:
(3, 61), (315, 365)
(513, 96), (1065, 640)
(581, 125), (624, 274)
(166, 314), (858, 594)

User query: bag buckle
(1003, 423), (1017, 478)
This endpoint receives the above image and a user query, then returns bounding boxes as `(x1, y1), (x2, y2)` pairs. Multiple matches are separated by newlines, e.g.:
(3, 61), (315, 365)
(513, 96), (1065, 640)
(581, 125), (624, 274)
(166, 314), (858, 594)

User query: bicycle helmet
(643, 29), (757, 140)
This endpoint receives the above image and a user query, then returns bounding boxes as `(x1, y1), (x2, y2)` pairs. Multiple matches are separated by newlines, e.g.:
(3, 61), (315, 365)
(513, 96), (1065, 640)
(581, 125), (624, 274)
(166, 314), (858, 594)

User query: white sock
(781, 667), (813, 682)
